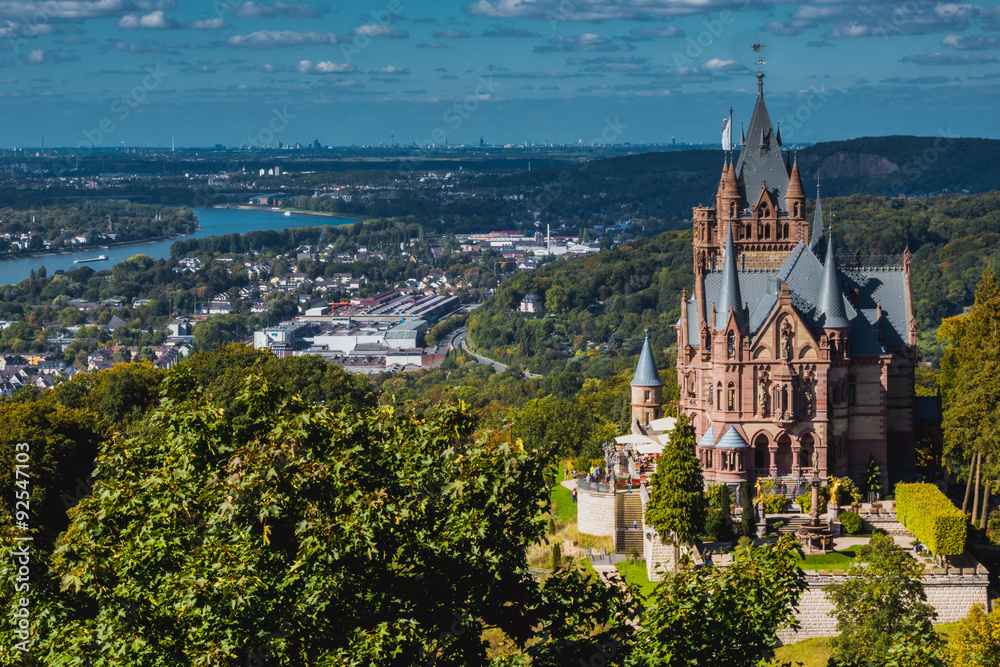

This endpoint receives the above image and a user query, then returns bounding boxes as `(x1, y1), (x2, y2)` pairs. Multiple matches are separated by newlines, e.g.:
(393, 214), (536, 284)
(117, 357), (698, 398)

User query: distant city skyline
(0, 1), (998, 148)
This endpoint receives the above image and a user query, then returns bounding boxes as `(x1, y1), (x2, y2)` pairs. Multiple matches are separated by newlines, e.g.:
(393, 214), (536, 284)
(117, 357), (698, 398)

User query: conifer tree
(863, 454), (882, 503)
(644, 415), (705, 570)
(741, 482), (755, 538)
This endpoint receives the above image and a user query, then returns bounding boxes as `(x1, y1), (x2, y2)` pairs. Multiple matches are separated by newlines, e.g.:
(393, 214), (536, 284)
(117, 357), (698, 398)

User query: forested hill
(468, 190), (1000, 378)
(469, 136), (1000, 233)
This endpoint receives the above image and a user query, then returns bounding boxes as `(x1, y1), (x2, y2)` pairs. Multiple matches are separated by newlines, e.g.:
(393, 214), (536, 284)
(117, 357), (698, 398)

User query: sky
(0, 0), (999, 148)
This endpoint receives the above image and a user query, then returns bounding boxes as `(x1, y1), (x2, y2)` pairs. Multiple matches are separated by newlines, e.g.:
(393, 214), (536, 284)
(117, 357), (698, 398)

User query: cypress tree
(741, 482), (755, 538)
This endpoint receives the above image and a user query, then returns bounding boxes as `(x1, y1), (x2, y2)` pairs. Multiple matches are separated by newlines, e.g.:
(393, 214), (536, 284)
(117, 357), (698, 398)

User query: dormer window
(727, 332), (736, 359)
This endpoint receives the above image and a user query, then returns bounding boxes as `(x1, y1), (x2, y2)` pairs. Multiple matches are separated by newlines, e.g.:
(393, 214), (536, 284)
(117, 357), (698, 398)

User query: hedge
(895, 483), (966, 555)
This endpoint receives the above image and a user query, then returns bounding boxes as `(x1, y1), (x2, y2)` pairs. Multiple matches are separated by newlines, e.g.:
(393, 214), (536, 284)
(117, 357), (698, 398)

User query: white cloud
(902, 52), (998, 65)
(534, 33), (634, 53)
(349, 24), (407, 39)
(369, 65), (410, 74)
(226, 30), (342, 48)
(117, 10), (178, 29)
(942, 33), (1000, 50)
(186, 18), (228, 30)
(298, 59), (356, 74)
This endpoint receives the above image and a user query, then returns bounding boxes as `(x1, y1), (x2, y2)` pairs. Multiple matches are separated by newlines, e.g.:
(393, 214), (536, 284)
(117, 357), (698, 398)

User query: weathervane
(752, 39), (766, 93)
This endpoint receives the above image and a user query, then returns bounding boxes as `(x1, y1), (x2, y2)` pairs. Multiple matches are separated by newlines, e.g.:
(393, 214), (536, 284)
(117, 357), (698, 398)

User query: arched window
(784, 223), (789, 238)
(745, 223), (752, 239)
(781, 386), (788, 414)
(794, 203), (800, 217)
(727, 332), (736, 359)
(727, 382), (735, 411)
(707, 224), (713, 242)
(764, 224), (771, 239)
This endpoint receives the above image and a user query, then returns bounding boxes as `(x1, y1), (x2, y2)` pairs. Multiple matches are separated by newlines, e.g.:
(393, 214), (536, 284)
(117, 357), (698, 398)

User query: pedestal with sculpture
(795, 452), (834, 553)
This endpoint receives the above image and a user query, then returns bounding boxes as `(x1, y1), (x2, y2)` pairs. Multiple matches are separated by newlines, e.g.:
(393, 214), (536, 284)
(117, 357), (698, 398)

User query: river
(0, 208), (360, 286)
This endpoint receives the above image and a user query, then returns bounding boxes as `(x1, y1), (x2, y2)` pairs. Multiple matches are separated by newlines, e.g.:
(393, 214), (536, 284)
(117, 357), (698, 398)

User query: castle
(629, 71), (918, 496)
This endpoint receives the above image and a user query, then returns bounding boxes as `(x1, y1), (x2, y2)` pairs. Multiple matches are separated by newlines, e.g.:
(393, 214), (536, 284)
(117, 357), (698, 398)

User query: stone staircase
(615, 492), (645, 554)
(774, 516), (812, 534)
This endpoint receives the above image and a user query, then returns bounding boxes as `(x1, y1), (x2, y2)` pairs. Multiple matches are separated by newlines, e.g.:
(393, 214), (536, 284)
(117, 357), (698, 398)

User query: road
(453, 328), (509, 372)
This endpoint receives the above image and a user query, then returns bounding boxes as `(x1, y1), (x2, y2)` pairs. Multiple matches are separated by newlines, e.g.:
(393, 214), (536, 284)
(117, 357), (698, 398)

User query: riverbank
(214, 204), (362, 223)
(0, 226), (201, 264)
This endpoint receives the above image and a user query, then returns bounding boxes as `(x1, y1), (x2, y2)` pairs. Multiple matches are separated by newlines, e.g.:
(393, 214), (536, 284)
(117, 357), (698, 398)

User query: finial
(644, 328), (649, 338)
(752, 39), (766, 94)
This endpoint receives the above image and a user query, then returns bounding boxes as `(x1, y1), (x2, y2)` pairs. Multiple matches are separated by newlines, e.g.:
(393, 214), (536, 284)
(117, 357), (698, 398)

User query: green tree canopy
(824, 532), (944, 667)
(626, 535), (806, 667)
(643, 415), (705, 568)
(1, 368), (632, 665)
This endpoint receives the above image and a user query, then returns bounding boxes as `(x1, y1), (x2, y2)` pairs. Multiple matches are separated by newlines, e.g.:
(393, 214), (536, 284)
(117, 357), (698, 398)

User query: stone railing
(576, 477), (613, 494)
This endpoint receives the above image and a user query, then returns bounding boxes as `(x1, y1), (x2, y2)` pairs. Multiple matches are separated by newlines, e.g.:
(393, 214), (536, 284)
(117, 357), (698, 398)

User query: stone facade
(777, 570), (990, 643)
(577, 487), (618, 538)
(671, 80), (918, 491)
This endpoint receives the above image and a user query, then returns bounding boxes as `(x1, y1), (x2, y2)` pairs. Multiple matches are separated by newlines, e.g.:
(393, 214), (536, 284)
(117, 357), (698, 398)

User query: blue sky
(1, 0), (999, 148)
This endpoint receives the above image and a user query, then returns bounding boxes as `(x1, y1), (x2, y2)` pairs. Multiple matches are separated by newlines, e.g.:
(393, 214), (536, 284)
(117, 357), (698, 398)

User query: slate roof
(735, 90), (789, 208)
(684, 241), (909, 356)
(810, 182), (825, 249)
(817, 233), (851, 329)
(716, 426), (749, 449)
(696, 424), (750, 449)
(715, 224), (744, 330)
(631, 333), (664, 387)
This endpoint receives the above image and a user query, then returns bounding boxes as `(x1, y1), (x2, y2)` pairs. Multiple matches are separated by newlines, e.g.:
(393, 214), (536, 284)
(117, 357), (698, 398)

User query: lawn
(793, 549), (857, 571)
(614, 561), (658, 599)
(549, 484), (577, 524)
(774, 622), (964, 667)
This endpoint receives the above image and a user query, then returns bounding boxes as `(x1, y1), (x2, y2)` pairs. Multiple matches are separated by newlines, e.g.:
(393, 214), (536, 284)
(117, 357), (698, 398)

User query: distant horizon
(1, 1), (999, 147)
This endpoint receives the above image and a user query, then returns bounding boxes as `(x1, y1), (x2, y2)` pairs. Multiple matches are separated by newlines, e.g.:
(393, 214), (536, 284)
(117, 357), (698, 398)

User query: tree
(644, 416), (705, 570)
(627, 535), (806, 667)
(2, 368), (633, 665)
(862, 454), (882, 503)
(824, 533), (944, 667)
(740, 482), (755, 538)
(947, 603), (1000, 667)
(940, 268), (1000, 521)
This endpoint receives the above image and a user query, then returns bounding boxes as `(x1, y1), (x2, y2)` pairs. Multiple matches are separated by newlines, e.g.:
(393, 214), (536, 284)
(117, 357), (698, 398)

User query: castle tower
(630, 331), (663, 429)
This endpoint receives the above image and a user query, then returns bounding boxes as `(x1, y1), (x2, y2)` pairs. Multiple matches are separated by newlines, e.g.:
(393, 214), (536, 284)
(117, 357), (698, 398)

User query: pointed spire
(715, 223), (744, 330)
(818, 231), (850, 329)
(810, 180), (825, 249)
(724, 158), (739, 199)
(776, 122), (782, 147)
(631, 330), (663, 387)
(786, 154), (805, 205)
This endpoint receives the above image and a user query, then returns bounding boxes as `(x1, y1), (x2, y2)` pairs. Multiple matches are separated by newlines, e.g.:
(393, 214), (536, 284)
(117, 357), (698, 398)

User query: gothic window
(717, 383), (722, 408)
(776, 224), (783, 240)
(706, 450), (713, 468)
(730, 203), (737, 218)
(737, 451), (744, 471)
(781, 386), (788, 413)
(707, 224), (713, 242)
(794, 203), (800, 217)
(727, 332), (736, 359)
(727, 382), (735, 411)
(784, 223), (789, 238)
(721, 453), (727, 470)
(745, 223), (752, 239)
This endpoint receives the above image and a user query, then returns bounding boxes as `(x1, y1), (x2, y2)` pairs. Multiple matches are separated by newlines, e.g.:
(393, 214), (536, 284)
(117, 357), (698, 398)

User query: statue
(780, 321), (793, 360)
(757, 376), (769, 414)
(803, 381), (814, 415)
(602, 442), (617, 476)
(829, 478), (841, 505)
(811, 450), (819, 473)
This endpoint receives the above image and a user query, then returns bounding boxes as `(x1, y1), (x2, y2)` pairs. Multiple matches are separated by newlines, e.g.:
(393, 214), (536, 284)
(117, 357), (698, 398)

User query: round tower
(631, 331), (664, 428)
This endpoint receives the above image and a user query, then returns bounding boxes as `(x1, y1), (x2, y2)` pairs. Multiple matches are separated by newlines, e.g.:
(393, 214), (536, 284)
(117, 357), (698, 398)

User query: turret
(630, 331), (664, 428)
(817, 231), (851, 330)
(715, 223), (745, 331)
(810, 181), (825, 249)
(785, 154), (805, 220)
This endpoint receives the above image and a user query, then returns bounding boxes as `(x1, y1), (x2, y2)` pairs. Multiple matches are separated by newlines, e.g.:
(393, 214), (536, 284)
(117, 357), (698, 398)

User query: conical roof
(786, 156), (805, 201)
(630, 332), (663, 387)
(810, 182), (825, 249)
(818, 231), (850, 328)
(723, 158), (739, 198)
(715, 223), (744, 330)
(735, 85), (789, 207)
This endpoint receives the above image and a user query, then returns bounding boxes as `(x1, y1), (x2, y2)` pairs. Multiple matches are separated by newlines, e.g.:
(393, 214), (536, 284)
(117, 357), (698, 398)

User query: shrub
(571, 457), (590, 475)
(839, 510), (865, 535)
(761, 493), (788, 515)
(706, 483), (729, 509)
(988, 510), (1000, 546)
(796, 490), (829, 514)
(895, 482), (966, 555)
(705, 508), (735, 542)
(828, 475), (862, 505)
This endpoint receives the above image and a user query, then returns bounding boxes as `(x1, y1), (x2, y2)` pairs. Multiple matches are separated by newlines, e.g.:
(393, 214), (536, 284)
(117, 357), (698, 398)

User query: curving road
(453, 328), (509, 373)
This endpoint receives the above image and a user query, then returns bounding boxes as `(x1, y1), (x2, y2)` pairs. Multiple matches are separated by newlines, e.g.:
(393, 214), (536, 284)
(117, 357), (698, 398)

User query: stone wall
(577, 487), (617, 537)
(778, 570), (990, 644)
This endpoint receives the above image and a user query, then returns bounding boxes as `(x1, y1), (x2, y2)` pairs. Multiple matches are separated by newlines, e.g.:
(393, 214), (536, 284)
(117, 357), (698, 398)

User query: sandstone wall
(777, 570), (990, 644)
(577, 488), (617, 537)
